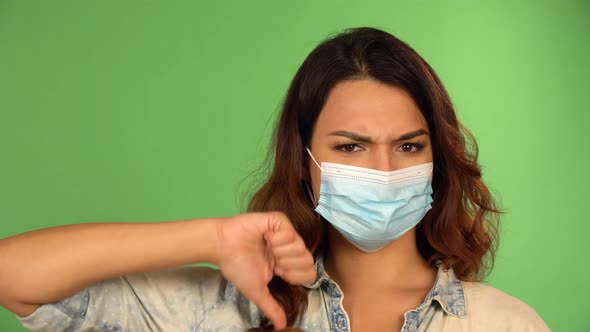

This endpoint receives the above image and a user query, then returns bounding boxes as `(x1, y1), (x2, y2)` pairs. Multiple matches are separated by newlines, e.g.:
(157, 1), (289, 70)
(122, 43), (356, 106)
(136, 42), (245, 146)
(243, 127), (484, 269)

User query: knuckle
(281, 270), (292, 281)
(307, 271), (317, 282)
(268, 233), (280, 246)
(298, 245), (307, 255)
(288, 230), (297, 242)
(272, 210), (288, 220)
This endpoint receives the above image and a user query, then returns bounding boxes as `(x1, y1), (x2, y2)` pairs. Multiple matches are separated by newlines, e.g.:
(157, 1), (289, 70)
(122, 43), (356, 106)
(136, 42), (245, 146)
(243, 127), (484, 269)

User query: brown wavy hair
(247, 27), (500, 327)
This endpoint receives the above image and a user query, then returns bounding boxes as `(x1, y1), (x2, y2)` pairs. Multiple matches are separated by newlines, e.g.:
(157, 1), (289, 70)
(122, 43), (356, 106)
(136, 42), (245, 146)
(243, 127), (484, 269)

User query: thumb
(252, 288), (287, 329)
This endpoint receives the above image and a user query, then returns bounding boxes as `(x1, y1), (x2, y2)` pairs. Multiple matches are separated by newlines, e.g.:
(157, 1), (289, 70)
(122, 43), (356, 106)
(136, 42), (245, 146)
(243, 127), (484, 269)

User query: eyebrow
(328, 129), (429, 143)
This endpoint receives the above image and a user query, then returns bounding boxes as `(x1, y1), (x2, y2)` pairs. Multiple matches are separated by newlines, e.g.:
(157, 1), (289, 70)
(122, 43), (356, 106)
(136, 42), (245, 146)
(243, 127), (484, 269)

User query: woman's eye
(337, 144), (361, 152)
(398, 143), (420, 153)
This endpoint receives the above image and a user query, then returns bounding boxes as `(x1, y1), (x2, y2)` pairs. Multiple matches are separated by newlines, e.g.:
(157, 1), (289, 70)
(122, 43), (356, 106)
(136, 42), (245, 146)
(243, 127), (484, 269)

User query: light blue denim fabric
(17, 256), (549, 331)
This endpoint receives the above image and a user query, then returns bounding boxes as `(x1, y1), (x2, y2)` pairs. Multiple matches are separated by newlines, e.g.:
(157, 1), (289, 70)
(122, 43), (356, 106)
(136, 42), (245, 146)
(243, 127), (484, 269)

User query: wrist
(182, 217), (225, 266)
(209, 214), (240, 269)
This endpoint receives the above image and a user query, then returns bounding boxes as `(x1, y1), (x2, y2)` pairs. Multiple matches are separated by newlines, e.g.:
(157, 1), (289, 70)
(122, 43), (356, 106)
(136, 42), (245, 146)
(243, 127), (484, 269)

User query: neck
(323, 226), (436, 294)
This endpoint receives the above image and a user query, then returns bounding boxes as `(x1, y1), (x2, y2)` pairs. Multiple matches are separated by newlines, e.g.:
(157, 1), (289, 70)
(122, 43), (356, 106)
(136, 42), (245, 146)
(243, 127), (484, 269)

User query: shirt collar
(303, 254), (331, 290)
(418, 264), (466, 317)
(304, 255), (467, 318)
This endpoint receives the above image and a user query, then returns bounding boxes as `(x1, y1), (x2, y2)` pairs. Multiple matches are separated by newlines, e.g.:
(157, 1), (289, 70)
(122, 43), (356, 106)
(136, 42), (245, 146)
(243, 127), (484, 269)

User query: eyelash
(398, 142), (424, 153)
(334, 143), (424, 153)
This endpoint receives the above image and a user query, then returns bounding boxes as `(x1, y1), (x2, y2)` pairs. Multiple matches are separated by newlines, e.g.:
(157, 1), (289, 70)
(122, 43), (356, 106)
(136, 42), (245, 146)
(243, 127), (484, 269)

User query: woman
(0, 27), (549, 331)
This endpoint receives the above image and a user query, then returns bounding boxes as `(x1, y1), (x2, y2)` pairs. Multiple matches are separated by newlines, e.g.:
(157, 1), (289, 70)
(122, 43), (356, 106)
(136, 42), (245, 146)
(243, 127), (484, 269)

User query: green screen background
(1, 1), (588, 331)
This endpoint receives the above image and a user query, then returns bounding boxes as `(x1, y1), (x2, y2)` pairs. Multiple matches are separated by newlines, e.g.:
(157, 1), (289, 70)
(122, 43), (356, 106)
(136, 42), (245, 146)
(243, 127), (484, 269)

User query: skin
(308, 79), (437, 331)
(0, 213), (313, 329)
(0, 78), (436, 331)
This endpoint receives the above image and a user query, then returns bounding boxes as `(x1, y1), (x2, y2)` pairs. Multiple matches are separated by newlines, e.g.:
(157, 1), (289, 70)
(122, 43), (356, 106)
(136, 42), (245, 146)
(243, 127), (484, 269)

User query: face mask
(306, 148), (434, 253)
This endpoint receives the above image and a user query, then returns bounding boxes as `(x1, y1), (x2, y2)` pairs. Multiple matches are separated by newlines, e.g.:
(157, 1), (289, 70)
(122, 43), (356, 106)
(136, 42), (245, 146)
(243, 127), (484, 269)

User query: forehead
(314, 79), (427, 137)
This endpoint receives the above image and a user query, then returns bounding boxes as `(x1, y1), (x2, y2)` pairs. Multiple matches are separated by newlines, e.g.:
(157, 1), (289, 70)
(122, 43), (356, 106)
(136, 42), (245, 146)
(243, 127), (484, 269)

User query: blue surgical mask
(306, 148), (434, 253)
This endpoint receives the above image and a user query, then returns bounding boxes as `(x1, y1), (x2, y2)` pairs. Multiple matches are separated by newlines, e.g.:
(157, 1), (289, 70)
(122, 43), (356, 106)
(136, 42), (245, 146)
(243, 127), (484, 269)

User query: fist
(215, 212), (316, 329)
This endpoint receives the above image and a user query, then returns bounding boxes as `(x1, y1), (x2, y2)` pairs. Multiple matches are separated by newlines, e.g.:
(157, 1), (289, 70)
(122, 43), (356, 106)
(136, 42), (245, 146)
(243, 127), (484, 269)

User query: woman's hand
(215, 212), (316, 330)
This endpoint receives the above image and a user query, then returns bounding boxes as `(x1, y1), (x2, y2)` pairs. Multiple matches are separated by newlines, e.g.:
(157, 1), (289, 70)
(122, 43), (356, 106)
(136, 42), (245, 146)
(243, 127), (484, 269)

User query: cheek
(309, 165), (322, 200)
(425, 144), (434, 163)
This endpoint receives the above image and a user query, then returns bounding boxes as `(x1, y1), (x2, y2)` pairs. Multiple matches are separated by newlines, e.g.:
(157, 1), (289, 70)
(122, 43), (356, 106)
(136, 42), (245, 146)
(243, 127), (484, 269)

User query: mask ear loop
(305, 147), (322, 205)
(305, 147), (323, 171)
(305, 181), (318, 205)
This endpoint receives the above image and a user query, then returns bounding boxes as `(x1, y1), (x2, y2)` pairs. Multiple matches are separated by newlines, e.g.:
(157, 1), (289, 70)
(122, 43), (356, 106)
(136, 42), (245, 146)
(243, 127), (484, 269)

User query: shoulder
(461, 281), (550, 331)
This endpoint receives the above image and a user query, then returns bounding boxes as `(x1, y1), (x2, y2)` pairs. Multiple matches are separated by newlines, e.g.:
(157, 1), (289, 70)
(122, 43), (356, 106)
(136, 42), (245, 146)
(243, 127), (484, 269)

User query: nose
(371, 146), (398, 172)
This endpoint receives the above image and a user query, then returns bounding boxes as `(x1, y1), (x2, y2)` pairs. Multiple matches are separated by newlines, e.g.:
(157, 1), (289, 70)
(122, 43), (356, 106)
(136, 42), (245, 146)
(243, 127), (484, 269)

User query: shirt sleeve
(16, 266), (228, 332)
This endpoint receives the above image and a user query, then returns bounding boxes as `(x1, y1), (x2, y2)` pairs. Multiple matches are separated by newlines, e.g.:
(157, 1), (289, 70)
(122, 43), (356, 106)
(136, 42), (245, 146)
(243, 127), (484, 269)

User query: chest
(341, 291), (427, 332)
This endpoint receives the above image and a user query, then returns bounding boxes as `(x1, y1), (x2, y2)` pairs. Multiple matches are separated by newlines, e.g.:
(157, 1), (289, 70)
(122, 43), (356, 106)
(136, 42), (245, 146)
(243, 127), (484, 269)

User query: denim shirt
(17, 257), (550, 331)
